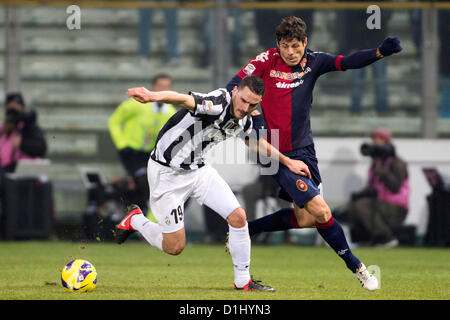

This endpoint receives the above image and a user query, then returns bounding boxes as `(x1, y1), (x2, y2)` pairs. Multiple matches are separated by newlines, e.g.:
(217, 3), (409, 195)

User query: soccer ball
(61, 259), (98, 292)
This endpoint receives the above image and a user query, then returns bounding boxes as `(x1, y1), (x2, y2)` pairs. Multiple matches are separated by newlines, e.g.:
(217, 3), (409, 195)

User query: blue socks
(315, 216), (361, 273)
(247, 208), (361, 273)
(248, 208), (298, 237)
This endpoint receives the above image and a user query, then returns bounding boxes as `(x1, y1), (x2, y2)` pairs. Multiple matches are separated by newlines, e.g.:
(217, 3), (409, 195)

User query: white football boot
(355, 263), (379, 291)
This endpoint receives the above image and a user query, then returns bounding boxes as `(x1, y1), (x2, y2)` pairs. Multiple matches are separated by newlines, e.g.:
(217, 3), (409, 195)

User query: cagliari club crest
(296, 179), (308, 192)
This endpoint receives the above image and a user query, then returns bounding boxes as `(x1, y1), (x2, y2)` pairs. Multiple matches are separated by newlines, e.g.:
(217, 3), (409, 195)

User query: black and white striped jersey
(150, 88), (253, 170)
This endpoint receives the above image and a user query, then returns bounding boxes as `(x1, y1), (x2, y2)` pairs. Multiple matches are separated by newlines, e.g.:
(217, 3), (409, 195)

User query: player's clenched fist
(378, 36), (402, 57)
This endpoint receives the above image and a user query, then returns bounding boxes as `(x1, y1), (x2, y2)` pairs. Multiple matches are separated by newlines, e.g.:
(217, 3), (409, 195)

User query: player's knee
(226, 208), (247, 228)
(315, 204), (332, 223)
(306, 196), (332, 223)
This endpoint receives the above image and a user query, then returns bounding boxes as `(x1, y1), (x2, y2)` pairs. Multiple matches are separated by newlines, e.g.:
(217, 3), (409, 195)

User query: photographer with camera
(348, 127), (409, 247)
(0, 93), (49, 239)
(0, 93), (47, 178)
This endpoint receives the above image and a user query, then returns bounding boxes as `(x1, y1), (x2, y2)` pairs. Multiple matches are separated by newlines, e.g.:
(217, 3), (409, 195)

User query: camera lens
(360, 143), (371, 156)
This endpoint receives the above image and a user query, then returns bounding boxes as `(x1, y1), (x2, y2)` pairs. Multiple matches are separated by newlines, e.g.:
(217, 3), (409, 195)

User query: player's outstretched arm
(127, 87), (195, 110)
(340, 36), (402, 70)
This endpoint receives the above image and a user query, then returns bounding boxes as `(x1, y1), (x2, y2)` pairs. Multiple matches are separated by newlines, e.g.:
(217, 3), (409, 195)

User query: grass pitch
(0, 241), (448, 300)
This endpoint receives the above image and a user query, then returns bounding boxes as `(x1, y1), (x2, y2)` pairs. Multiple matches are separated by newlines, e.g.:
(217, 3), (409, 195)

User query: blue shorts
(274, 144), (322, 208)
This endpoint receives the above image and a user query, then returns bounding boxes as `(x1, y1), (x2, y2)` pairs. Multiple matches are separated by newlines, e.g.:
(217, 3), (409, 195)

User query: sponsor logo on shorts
(165, 217), (171, 226)
(296, 179), (308, 192)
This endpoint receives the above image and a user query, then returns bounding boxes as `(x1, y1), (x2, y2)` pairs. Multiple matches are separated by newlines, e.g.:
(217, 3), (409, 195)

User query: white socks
(228, 223), (251, 288)
(130, 214), (163, 251)
(131, 214), (251, 288)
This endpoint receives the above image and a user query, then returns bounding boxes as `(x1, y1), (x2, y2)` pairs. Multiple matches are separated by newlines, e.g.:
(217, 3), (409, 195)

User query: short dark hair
(238, 75), (265, 97)
(276, 16), (307, 43)
(152, 73), (172, 85)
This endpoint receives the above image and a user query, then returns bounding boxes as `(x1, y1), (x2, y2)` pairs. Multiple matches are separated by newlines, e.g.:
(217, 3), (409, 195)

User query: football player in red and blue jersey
(226, 16), (402, 291)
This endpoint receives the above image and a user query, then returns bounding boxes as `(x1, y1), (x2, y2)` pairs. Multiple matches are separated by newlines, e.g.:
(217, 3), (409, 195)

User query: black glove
(378, 36), (402, 57)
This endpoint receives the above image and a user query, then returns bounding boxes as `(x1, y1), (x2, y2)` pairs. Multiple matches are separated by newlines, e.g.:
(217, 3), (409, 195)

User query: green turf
(0, 241), (448, 300)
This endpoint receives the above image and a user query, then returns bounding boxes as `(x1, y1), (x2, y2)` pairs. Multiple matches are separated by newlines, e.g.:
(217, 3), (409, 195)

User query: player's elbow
(164, 244), (185, 256)
(162, 235), (186, 256)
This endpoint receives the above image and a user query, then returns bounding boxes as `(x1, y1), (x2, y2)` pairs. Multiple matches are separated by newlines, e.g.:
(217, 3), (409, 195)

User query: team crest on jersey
(301, 58), (307, 69)
(296, 179), (308, 192)
(202, 100), (213, 111)
(243, 63), (256, 75)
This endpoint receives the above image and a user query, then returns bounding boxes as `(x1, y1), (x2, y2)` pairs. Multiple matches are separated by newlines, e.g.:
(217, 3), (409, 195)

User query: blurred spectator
(254, 0), (314, 50)
(337, 0), (392, 115)
(438, 6), (450, 117)
(108, 74), (177, 213)
(0, 93), (49, 240)
(347, 127), (409, 247)
(200, 0), (243, 67)
(138, 0), (180, 65)
(0, 93), (47, 177)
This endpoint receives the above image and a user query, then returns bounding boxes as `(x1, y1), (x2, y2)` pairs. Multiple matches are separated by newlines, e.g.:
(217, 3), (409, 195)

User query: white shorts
(147, 159), (241, 233)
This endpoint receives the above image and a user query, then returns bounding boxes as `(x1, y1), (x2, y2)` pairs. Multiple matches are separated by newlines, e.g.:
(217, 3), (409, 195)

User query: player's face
(278, 37), (307, 67)
(231, 86), (262, 119)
